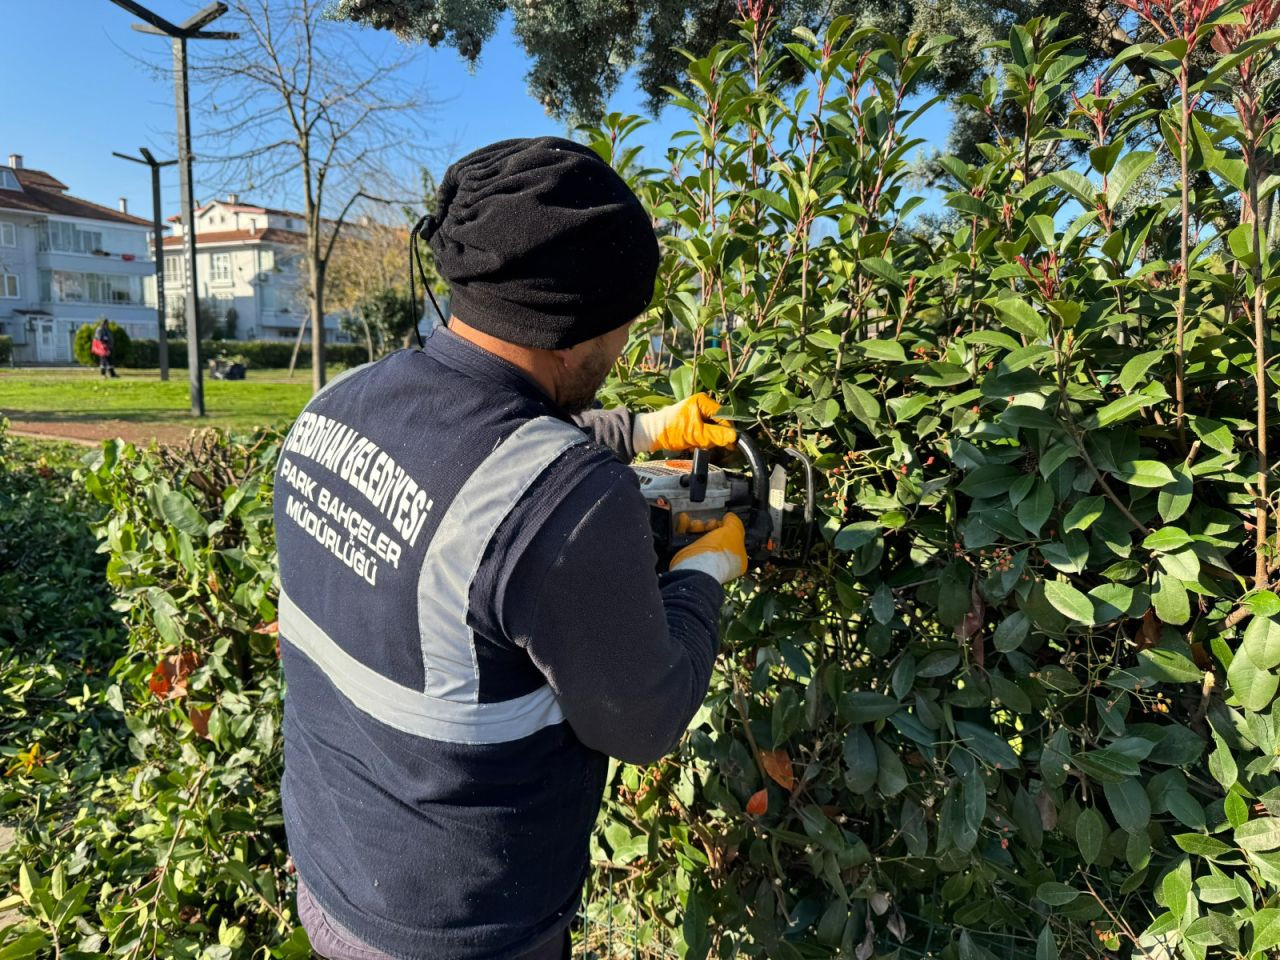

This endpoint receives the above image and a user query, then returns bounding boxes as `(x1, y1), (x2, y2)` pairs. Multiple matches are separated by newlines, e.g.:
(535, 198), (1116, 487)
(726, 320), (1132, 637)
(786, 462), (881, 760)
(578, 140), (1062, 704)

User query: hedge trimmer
(633, 432), (816, 571)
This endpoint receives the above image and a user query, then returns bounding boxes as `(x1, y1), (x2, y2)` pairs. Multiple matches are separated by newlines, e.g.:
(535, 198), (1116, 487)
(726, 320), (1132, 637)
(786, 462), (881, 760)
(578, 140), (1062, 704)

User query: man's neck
(447, 317), (559, 402)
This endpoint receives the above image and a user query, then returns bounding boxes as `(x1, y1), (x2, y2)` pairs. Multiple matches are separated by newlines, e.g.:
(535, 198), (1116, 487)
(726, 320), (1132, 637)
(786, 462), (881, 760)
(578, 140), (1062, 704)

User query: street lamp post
(108, 1), (237, 416)
(113, 148), (177, 381)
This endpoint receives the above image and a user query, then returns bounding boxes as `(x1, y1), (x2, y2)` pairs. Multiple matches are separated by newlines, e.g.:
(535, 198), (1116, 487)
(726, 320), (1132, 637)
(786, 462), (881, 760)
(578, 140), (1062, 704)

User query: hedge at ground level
(9, 9), (1280, 960)
(0, 335), (11, 365)
(128, 337), (368, 370)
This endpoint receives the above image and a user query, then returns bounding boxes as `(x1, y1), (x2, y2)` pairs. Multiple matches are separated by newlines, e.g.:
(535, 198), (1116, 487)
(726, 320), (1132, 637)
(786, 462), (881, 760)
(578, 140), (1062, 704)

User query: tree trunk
(360, 313), (375, 363)
(310, 249), (326, 393)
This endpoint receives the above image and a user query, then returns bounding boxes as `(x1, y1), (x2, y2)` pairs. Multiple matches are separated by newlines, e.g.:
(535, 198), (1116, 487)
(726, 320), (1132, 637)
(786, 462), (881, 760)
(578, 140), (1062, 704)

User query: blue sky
(5, 2), (950, 224)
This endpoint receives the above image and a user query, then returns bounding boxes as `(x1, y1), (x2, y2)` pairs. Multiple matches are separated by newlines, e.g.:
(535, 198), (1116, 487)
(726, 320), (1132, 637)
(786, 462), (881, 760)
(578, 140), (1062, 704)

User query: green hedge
(0, 335), (11, 365)
(129, 338), (368, 370)
(73, 322), (133, 368)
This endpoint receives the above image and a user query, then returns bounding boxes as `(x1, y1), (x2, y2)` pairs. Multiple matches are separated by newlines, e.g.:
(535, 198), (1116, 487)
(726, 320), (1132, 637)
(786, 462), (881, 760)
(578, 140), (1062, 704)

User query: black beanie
(423, 137), (659, 350)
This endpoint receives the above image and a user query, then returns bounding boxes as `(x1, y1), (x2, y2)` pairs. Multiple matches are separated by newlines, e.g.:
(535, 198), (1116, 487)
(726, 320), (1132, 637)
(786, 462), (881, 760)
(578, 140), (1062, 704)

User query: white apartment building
(0, 154), (157, 363)
(161, 196), (348, 342)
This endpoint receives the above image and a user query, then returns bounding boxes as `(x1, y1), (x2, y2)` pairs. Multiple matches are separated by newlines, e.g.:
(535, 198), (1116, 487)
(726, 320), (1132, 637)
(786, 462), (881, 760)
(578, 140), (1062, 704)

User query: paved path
(6, 419), (197, 447)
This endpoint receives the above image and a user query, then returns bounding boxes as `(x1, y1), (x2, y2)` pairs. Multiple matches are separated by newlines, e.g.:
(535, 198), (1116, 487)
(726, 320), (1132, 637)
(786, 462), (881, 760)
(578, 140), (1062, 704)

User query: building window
(38, 221), (142, 256)
(39, 269), (140, 305)
(164, 255), (184, 283)
(0, 274), (18, 298)
(0, 222), (14, 247)
(0, 169), (18, 191)
(211, 253), (232, 283)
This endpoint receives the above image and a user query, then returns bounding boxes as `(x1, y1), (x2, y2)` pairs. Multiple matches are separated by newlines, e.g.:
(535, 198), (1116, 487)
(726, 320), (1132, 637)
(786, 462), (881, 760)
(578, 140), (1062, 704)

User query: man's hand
(632, 394), (736, 453)
(669, 513), (747, 584)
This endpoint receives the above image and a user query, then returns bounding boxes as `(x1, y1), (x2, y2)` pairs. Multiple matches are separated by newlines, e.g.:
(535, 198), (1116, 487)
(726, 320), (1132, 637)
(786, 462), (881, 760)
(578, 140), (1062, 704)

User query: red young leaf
(746, 789), (769, 816)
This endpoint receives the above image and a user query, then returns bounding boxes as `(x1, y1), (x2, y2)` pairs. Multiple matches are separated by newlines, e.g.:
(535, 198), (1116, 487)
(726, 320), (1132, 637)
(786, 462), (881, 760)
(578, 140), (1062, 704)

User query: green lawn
(0, 367), (321, 432)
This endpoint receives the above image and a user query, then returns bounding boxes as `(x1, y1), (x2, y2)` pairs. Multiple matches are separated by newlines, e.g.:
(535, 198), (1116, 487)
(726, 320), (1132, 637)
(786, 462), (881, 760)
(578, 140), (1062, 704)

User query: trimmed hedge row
(129, 338), (369, 370)
(0, 335), (11, 365)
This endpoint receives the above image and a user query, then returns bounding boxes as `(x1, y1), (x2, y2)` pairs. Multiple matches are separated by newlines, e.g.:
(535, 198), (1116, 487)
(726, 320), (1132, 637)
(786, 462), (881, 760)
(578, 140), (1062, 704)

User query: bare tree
(190, 0), (432, 391)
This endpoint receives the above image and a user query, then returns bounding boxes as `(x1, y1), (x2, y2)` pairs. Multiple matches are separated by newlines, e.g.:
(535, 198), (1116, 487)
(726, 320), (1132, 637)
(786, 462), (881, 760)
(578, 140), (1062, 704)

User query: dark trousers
(296, 878), (571, 960)
(98, 355), (116, 376)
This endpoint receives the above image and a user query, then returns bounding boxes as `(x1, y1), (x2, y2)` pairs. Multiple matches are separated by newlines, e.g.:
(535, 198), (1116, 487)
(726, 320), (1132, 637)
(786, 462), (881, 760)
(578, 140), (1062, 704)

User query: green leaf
(1228, 222), (1258, 266)
(1115, 460), (1175, 488)
(1076, 807), (1106, 864)
(1244, 616), (1280, 670)
(1196, 872), (1243, 903)
(1106, 151), (1155, 210)
(1235, 817), (1280, 852)
(1028, 215), (1056, 248)
(0, 933), (52, 960)
(845, 384), (882, 430)
(993, 299), (1047, 339)
(959, 465), (1022, 499)
(1044, 580), (1095, 625)
(842, 692), (902, 724)
(1063, 496), (1105, 532)
(875, 738), (909, 797)
(1118, 350), (1163, 393)
(1036, 924), (1059, 960)
(1175, 834), (1234, 857)
(834, 521), (879, 551)
(1009, 23), (1032, 67)
(1144, 527), (1191, 553)
(1167, 790), (1208, 829)
(1247, 591), (1280, 617)
(1047, 171), (1096, 206)
(160, 490), (208, 538)
(1253, 909), (1280, 953)
(1136, 648), (1203, 684)
(1104, 778), (1151, 834)
(993, 611), (1030, 653)
(1228, 651), (1278, 712)
(939, 560), (972, 628)
(1158, 464), (1194, 523)
(948, 193), (999, 220)
(843, 727), (879, 794)
(1152, 574), (1190, 626)
(1209, 733), (1238, 791)
(861, 257), (904, 289)
(1188, 415), (1235, 455)
(1089, 582), (1139, 622)
(955, 720), (1021, 770)
(1073, 749), (1139, 783)
(1017, 480), (1053, 536)
(1035, 882), (1080, 906)
(1095, 395), (1151, 427)
(1226, 792), (1249, 829)
(859, 339), (907, 363)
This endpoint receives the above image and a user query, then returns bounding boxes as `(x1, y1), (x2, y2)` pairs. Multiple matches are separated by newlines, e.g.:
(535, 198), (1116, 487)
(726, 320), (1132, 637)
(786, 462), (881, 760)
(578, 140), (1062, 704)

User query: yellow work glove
(632, 393), (737, 453)
(669, 513), (748, 584)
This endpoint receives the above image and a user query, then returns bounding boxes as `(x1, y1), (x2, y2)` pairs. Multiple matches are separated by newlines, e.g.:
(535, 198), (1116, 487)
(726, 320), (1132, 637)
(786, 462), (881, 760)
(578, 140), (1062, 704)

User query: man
(274, 137), (747, 960)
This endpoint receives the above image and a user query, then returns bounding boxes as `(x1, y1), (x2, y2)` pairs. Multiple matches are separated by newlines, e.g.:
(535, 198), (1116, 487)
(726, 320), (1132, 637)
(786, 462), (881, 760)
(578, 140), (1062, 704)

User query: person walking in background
(91, 319), (117, 378)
